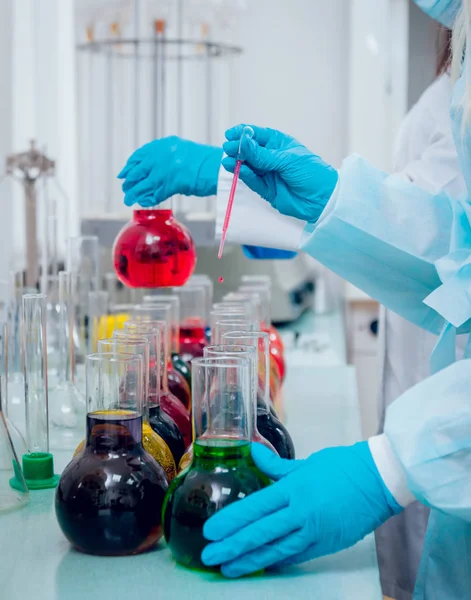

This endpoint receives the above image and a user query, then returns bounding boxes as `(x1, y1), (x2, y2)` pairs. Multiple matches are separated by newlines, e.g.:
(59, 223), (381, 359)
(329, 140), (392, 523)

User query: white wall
(9, 0), (78, 270)
(227, 0), (349, 168)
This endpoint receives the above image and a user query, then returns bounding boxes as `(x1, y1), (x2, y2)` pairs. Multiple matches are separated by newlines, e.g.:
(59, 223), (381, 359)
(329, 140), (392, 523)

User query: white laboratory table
(0, 309), (382, 600)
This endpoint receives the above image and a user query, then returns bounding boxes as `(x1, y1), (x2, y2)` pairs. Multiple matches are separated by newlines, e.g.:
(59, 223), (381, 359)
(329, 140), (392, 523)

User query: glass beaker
(142, 293), (191, 389)
(163, 356), (270, 570)
(114, 328), (186, 466)
(222, 332), (294, 459)
(133, 303), (191, 409)
(204, 345), (277, 453)
(0, 375), (29, 513)
(66, 236), (100, 359)
(173, 285), (208, 362)
(55, 353), (168, 556)
(112, 208), (196, 288)
(239, 284), (286, 381)
(96, 337), (176, 482)
(18, 294), (59, 489)
(212, 319), (256, 345)
(49, 272), (85, 449)
(88, 290), (109, 353)
(124, 320), (192, 448)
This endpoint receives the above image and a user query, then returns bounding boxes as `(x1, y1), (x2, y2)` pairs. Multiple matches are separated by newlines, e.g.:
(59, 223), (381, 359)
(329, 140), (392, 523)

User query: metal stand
(6, 142), (55, 288)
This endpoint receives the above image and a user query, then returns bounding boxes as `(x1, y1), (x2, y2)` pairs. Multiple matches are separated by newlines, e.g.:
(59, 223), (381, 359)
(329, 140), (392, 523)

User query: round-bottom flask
(113, 209), (196, 288)
(56, 354), (168, 556)
(164, 357), (269, 569)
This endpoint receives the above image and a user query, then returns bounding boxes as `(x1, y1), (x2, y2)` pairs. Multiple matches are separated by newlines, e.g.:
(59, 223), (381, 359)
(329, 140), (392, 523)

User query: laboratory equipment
(88, 290), (109, 353)
(0, 375), (28, 513)
(66, 236), (100, 358)
(222, 332), (294, 459)
(49, 272), (85, 451)
(0, 324), (27, 461)
(114, 327), (185, 466)
(218, 126), (254, 259)
(162, 356), (270, 569)
(238, 284), (286, 380)
(5, 142), (55, 288)
(204, 345), (276, 453)
(124, 320), (192, 448)
(142, 293), (191, 389)
(55, 353), (168, 556)
(112, 208), (197, 288)
(212, 318), (255, 345)
(96, 337), (176, 482)
(173, 285), (208, 361)
(187, 275), (214, 338)
(13, 294), (60, 490)
(133, 303), (191, 409)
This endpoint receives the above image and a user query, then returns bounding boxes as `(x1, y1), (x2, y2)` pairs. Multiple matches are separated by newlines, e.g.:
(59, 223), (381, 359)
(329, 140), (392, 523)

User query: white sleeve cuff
(369, 434), (416, 508)
(216, 163), (306, 250)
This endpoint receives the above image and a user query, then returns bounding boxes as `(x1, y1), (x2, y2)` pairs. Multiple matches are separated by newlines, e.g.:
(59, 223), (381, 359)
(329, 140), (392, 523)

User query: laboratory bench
(0, 309), (382, 600)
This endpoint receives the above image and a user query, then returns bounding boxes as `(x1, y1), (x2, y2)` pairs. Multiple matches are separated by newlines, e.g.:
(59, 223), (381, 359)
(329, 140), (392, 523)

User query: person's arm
(221, 126), (471, 336)
(199, 360), (471, 578)
(370, 358), (471, 522)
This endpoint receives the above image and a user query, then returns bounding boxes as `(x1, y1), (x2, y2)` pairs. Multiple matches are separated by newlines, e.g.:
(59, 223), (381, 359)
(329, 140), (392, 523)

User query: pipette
(218, 126), (255, 259)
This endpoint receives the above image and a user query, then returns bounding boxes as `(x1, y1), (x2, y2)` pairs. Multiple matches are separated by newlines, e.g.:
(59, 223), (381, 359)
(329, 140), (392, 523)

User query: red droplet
(218, 276), (224, 283)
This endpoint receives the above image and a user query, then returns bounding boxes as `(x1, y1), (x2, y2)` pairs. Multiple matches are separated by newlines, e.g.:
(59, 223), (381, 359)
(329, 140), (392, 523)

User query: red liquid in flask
(179, 320), (207, 363)
(113, 209), (197, 288)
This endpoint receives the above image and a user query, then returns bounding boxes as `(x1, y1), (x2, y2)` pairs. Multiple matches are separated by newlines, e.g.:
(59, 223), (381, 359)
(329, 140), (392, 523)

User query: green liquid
(163, 439), (270, 570)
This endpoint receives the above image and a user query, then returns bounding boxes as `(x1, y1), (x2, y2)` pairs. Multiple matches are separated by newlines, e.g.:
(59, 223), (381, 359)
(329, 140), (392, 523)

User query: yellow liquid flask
(163, 356), (270, 570)
(55, 353), (168, 556)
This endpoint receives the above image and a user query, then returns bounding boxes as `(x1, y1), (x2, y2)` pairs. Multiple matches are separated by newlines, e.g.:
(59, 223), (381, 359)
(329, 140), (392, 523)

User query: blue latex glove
(242, 245), (298, 260)
(201, 442), (402, 578)
(222, 125), (339, 223)
(117, 136), (223, 207)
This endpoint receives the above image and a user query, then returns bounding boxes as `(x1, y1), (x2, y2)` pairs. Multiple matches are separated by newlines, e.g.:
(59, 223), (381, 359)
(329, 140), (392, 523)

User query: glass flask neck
(193, 438), (252, 465)
(86, 412), (142, 452)
(133, 208), (173, 223)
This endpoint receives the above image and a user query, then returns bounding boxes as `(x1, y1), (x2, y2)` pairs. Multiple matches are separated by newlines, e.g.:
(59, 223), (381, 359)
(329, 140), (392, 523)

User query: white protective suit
(215, 74), (471, 599)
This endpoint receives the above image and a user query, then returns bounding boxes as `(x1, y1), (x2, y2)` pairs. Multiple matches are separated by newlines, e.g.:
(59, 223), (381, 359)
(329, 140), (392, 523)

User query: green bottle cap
(20, 452), (59, 490)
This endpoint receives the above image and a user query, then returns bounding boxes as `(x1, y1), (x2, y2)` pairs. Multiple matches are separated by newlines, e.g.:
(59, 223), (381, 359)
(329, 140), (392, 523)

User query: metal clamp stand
(6, 141), (55, 288)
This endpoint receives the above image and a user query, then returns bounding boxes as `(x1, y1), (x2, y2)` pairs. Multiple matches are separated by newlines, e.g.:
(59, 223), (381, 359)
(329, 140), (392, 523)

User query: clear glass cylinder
(125, 319), (168, 391)
(191, 356), (251, 443)
(212, 318), (256, 345)
(133, 303), (172, 357)
(88, 290), (109, 353)
(85, 352), (143, 416)
(22, 294), (49, 454)
(185, 276), (214, 322)
(142, 294), (180, 353)
(66, 236), (100, 357)
(204, 345), (276, 453)
(238, 284), (271, 328)
(0, 375), (29, 512)
(221, 331), (294, 459)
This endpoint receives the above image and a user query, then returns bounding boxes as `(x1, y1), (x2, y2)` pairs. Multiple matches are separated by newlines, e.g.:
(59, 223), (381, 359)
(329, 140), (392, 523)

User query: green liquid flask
(163, 356), (270, 570)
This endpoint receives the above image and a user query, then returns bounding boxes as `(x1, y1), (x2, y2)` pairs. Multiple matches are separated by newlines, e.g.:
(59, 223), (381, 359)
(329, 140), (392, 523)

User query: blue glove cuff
(193, 147), (223, 197)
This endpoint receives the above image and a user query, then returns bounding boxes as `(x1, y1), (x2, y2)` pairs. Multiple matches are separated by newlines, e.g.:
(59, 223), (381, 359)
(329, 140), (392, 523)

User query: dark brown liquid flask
(55, 353), (168, 556)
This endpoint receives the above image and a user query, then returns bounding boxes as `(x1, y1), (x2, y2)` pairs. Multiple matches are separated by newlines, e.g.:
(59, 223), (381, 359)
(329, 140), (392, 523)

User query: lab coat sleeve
(301, 154), (471, 335)
(215, 163), (306, 251)
(369, 359), (471, 521)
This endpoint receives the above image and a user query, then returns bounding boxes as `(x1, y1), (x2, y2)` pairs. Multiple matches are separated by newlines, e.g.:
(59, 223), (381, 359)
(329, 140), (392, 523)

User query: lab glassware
(124, 320), (192, 448)
(0, 375), (29, 513)
(114, 327), (185, 467)
(55, 353), (168, 556)
(163, 356), (270, 569)
(113, 208), (196, 288)
(222, 331), (294, 459)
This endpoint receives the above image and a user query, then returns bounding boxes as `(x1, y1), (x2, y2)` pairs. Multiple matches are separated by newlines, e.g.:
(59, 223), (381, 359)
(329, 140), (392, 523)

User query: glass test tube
(88, 291), (109, 353)
(212, 319), (256, 345)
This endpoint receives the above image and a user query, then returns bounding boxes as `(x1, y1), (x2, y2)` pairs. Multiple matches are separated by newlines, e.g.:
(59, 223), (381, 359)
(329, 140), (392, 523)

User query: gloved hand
(117, 136), (223, 207)
(201, 441), (402, 578)
(222, 125), (339, 223)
